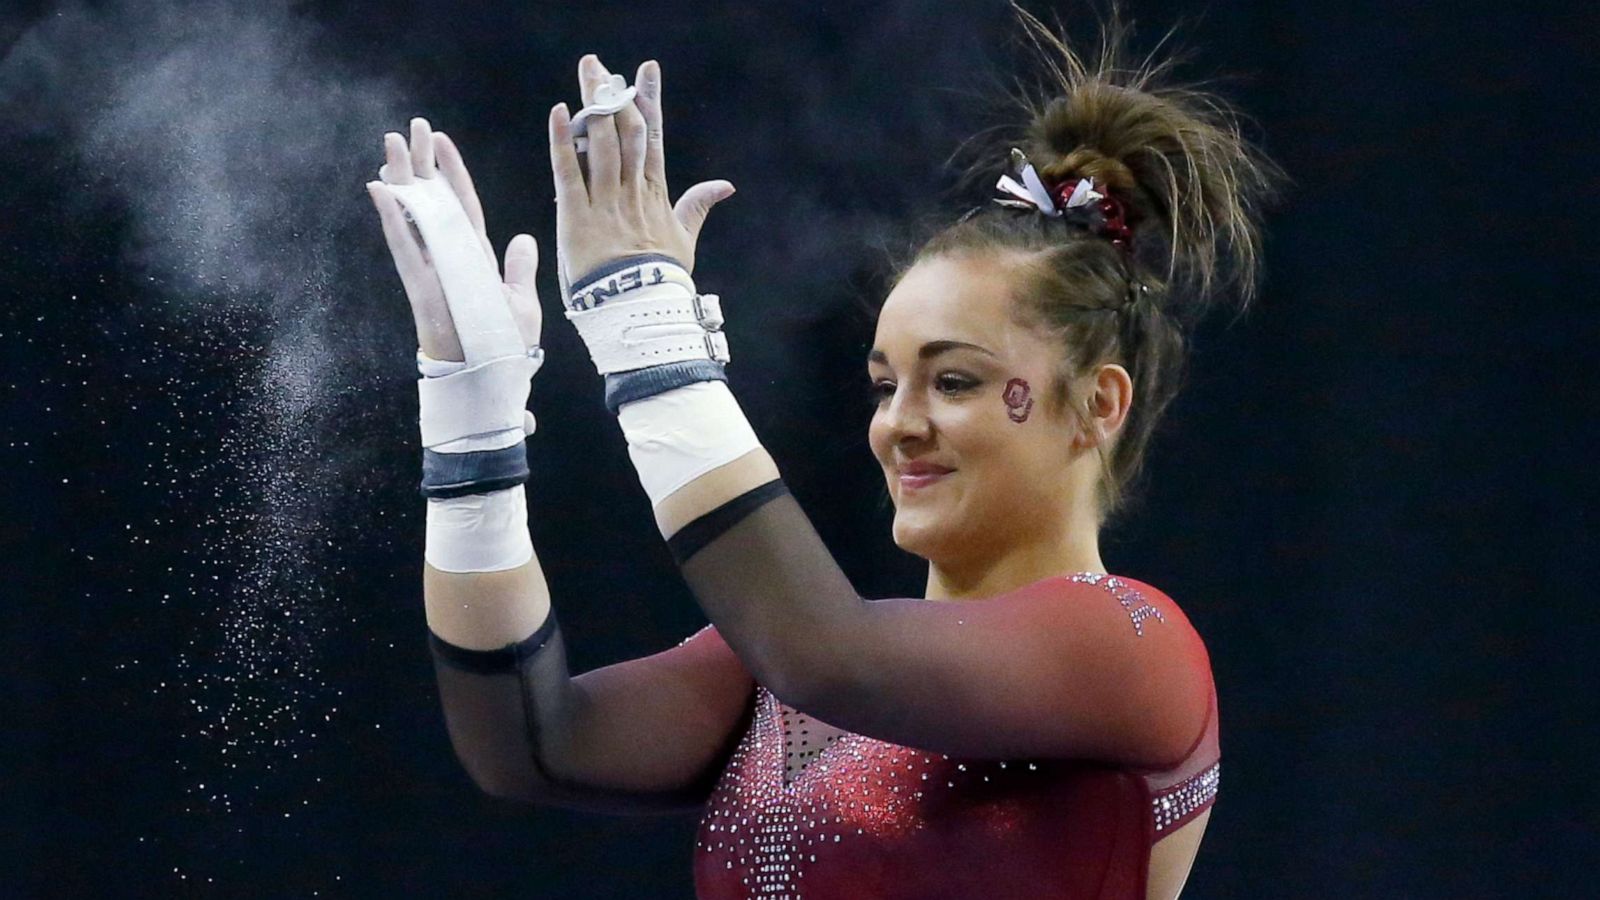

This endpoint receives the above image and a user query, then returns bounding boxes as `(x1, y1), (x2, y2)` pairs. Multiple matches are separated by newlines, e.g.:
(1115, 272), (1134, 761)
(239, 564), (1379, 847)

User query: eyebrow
(867, 340), (997, 366)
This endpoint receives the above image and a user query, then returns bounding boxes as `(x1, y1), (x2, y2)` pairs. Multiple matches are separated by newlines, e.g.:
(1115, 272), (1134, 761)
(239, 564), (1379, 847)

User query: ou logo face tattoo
(1003, 378), (1034, 423)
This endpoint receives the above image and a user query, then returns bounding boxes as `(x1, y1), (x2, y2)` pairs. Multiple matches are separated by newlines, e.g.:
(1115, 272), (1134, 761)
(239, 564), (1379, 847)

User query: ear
(1075, 363), (1133, 449)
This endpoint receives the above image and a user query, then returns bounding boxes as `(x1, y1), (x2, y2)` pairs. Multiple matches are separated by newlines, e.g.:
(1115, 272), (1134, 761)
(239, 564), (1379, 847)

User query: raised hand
(367, 117), (541, 362)
(548, 55), (735, 289)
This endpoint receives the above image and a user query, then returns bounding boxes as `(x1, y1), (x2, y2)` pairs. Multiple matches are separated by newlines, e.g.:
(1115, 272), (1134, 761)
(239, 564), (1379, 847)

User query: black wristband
(418, 443), (530, 499)
(427, 608), (560, 675)
(603, 359), (728, 415)
(666, 478), (790, 565)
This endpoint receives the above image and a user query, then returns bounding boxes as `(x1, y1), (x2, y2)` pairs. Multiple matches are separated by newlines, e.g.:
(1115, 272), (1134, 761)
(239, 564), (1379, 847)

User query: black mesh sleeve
(668, 480), (1214, 769)
(430, 607), (756, 815)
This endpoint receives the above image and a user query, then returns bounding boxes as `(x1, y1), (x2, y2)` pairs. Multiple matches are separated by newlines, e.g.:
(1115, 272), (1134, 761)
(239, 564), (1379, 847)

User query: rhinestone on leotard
(676, 623), (716, 648)
(1068, 572), (1167, 636)
(1152, 761), (1219, 833)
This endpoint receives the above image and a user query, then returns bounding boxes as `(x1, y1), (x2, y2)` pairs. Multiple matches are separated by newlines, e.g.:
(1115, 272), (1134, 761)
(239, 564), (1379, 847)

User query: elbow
(444, 734), (557, 803)
(751, 640), (817, 712)
(460, 758), (544, 804)
(453, 738), (588, 806)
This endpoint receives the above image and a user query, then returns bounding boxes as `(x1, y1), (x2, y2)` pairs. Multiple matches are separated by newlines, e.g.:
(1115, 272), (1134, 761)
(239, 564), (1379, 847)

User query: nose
(883, 385), (933, 446)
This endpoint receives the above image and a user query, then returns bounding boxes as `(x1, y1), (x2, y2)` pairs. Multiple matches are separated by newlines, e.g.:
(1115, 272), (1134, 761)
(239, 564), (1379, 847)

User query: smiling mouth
(898, 470), (954, 491)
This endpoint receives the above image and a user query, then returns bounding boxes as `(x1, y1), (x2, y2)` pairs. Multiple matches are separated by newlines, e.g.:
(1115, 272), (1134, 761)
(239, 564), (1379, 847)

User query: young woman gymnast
(366, 10), (1277, 898)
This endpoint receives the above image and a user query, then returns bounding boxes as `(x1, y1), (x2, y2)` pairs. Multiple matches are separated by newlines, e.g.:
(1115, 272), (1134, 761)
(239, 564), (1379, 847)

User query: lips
(897, 461), (955, 491)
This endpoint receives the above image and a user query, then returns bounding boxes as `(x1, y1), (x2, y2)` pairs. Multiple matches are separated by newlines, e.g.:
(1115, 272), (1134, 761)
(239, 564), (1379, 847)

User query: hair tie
(993, 147), (1135, 251)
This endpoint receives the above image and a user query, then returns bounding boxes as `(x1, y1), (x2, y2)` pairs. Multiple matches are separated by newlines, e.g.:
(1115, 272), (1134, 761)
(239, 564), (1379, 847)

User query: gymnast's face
(867, 252), (1089, 565)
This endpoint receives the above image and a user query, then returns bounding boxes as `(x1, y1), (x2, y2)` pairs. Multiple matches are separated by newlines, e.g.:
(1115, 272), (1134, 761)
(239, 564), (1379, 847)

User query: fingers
(549, 102), (587, 206)
(635, 59), (667, 194)
(432, 131), (496, 267)
(674, 180), (737, 244)
(503, 233), (543, 349)
(611, 69), (647, 190)
(409, 117), (437, 177)
(381, 131), (414, 184)
(578, 54), (620, 201)
(578, 52), (600, 106)
(432, 132), (486, 233)
(367, 181), (433, 296)
(503, 232), (539, 289)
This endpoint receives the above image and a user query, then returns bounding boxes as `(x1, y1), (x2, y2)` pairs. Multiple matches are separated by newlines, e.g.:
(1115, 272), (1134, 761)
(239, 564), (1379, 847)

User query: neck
(923, 513), (1106, 601)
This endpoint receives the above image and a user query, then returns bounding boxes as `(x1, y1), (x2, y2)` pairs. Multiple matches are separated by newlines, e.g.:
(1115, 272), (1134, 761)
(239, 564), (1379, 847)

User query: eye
(867, 379), (896, 405)
(936, 373), (979, 395)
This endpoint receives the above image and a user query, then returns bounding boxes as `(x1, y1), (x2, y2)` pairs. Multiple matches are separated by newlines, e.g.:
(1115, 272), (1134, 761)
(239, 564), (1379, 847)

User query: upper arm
(557, 623), (756, 802)
(667, 485), (1209, 772)
(435, 621), (755, 814)
(792, 578), (1213, 770)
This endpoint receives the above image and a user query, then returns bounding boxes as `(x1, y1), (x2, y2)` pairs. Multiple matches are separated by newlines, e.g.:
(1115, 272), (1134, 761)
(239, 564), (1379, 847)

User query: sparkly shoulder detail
(1066, 572), (1167, 636)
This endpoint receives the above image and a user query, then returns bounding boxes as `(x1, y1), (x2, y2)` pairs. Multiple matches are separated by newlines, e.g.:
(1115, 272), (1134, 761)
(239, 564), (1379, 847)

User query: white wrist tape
(617, 380), (762, 507)
(425, 485), (534, 573)
(415, 348), (543, 447)
(416, 349), (531, 452)
(564, 258), (730, 374)
(416, 350), (469, 378)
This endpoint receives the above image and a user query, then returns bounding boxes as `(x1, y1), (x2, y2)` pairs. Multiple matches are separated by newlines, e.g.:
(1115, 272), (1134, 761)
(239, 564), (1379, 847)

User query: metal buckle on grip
(704, 331), (730, 364)
(693, 293), (724, 331)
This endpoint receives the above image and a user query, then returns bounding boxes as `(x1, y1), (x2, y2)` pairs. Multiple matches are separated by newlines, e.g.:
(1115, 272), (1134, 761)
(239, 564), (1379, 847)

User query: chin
(891, 512), (969, 563)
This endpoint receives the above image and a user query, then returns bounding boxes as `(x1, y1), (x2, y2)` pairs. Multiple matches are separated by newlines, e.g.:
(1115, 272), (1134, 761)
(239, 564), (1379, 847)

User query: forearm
(651, 445), (779, 538)
(419, 487), (724, 815)
(664, 462), (866, 707)
(408, 353), (587, 805)
(558, 250), (862, 700)
(611, 382), (864, 704)
(422, 525), (550, 650)
(413, 345), (549, 652)
(417, 482), (576, 803)
(410, 340), (723, 812)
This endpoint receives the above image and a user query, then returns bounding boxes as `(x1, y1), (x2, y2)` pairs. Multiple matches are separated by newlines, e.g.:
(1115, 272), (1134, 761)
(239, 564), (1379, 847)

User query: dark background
(2, 0), (1595, 897)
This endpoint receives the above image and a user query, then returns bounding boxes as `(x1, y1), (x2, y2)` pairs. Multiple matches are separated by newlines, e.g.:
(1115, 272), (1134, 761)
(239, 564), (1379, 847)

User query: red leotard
(689, 573), (1219, 900)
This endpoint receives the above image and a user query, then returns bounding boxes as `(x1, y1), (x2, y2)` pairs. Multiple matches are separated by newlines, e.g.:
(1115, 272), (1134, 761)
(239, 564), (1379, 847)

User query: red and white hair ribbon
(994, 147), (1104, 216)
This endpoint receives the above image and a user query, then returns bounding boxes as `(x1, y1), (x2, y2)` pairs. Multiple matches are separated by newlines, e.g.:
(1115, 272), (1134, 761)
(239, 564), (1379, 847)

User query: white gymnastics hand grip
(379, 168), (538, 449)
(569, 73), (639, 154)
(378, 172), (524, 366)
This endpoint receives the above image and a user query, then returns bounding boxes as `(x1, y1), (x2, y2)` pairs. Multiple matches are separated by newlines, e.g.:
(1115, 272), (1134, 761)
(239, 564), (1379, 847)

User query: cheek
(939, 404), (1007, 470)
(954, 398), (1059, 482)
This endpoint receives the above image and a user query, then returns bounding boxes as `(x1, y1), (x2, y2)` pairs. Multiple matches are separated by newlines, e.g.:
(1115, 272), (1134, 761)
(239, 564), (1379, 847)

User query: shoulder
(1046, 574), (1208, 649)
(1040, 573), (1215, 765)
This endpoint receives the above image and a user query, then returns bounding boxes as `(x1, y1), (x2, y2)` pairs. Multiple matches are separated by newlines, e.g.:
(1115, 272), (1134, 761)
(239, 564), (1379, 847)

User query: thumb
(504, 232), (539, 293)
(503, 233), (542, 348)
(673, 180), (736, 243)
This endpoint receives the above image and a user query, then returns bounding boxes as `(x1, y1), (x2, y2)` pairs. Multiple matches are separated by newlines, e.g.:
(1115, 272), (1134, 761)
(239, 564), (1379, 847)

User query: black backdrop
(2, 0), (1594, 897)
